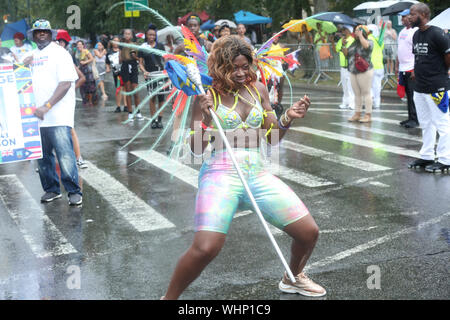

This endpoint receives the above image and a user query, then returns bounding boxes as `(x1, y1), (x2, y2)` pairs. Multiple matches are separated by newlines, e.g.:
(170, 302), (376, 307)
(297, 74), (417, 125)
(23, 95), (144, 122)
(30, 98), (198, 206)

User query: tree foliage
(1, 0), (447, 40)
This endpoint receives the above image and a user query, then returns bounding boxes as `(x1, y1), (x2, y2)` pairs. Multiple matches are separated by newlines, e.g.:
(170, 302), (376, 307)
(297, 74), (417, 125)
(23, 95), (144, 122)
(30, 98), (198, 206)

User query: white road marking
(305, 211), (450, 271)
(364, 211), (419, 218)
(330, 122), (422, 142)
(267, 164), (335, 187)
(371, 116), (407, 125)
(0, 175), (77, 258)
(132, 150), (335, 188)
(79, 161), (175, 232)
(369, 181), (390, 188)
(281, 140), (391, 172)
(310, 102), (407, 106)
(308, 108), (407, 113)
(304, 170), (398, 199)
(320, 226), (378, 234)
(289, 127), (420, 158)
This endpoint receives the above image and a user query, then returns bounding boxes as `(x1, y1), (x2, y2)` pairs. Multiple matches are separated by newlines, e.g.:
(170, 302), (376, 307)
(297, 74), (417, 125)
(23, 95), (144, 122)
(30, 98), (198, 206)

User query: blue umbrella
(1, 19), (29, 41)
(310, 12), (357, 26)
(200, 19), (216, 30)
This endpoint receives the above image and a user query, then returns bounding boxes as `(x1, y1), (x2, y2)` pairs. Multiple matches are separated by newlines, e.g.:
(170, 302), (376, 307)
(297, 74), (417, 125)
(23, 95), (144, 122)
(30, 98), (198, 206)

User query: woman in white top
(384, 21), (397, 74)
(94, 41), (108, 101)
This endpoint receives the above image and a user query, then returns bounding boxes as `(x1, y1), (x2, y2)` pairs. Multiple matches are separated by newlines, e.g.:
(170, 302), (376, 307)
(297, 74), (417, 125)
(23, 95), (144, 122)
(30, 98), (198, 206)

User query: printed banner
(0, 63), (42, 164)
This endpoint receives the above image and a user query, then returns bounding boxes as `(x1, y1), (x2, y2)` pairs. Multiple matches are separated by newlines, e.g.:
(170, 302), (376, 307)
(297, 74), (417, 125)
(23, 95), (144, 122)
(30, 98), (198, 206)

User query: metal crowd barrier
(256, 41), (400, 88)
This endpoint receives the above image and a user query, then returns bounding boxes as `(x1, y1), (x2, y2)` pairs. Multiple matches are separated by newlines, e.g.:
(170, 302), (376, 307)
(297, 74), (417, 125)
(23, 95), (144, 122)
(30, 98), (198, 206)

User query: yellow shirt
(335, 36), (355, 67)
(369, 34), (384, 70)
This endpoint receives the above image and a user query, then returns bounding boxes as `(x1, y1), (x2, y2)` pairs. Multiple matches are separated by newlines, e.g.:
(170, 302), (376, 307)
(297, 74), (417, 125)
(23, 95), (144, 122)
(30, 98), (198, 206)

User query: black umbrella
(311, 12), (357, 26)
(381, 1), (418, 16)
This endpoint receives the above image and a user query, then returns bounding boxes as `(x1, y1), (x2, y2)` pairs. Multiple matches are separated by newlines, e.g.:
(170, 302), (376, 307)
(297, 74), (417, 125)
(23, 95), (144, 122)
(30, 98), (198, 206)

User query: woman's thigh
(242, 171), (310, 231)
(195, 166), (243, 234)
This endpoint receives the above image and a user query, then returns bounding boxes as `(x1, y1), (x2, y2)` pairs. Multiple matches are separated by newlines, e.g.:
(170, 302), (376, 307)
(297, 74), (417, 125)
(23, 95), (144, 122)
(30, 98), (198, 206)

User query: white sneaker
(76, 157), (88, 169)
(348, 105), (355, 110)
(136, 112), (144, 121)
(279, 272), (326, 297)
(338, 104), (348, 109)
(128, 113), (134, 121)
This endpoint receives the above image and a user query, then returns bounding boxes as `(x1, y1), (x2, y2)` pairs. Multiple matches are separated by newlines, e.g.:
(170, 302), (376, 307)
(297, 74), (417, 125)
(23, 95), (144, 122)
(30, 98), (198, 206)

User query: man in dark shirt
(408, 3), (450, 172)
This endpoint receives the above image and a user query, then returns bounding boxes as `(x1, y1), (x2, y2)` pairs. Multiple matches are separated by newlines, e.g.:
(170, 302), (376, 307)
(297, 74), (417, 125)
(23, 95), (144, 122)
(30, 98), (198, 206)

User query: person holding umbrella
(297, 23), (314, 79)
(162, 35), (326, 299)
(343, 25), (374, 123)
(335, 25), (355, 109)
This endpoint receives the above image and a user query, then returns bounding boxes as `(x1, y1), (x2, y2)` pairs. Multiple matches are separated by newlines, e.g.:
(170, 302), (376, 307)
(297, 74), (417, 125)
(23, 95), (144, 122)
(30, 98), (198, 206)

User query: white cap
(367, 24), (379, 37)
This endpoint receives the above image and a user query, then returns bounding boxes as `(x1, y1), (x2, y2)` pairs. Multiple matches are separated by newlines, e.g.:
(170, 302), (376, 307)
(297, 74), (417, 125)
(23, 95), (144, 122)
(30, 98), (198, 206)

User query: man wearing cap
(27, 19), (83, 205)
(396, 9), (419, 128)
(335, 25), (355, 109)
(10, 32), (33, 63)
(408, 3), (450, 172)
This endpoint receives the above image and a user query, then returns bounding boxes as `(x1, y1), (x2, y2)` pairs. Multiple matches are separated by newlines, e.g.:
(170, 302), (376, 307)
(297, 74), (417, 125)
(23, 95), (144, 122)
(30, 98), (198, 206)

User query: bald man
(408, 3), (450, 172)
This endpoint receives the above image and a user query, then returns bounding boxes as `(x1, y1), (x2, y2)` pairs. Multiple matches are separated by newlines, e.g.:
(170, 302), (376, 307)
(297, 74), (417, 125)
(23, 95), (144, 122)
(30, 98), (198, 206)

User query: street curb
(290, 82), (399, 99)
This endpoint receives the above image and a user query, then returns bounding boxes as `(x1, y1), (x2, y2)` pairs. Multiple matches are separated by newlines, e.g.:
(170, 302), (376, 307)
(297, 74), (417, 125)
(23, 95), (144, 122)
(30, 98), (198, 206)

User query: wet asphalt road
(0, 78), (449, 300)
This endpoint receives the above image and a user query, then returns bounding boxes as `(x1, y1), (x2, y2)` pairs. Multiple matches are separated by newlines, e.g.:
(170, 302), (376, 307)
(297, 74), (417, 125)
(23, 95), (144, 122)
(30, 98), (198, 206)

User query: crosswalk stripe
(330, 122), (422, 142)
(281, 140), (391, 172)
(370, 116), (405, 125)
(266, 164), (335, 187)
(131, 150), (198, 188)
(308, 108), (407, 113)
(289, 127), (420, 158)
(79, 161), (175, 232)
(131, 150), (335, 188)
(0, 175), (77, 258)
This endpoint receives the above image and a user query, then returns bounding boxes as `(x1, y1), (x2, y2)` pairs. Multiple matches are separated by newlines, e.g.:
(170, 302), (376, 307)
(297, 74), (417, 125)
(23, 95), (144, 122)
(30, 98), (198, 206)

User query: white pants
(371, 68), (384, 108)
(340, 67), (354, 107)
(413, 91), (450, 165)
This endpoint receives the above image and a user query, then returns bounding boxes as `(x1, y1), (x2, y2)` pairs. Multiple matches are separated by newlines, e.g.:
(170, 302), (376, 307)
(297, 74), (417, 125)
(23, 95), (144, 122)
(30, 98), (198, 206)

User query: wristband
(279, 112), (291, 129)
(278, 118), (290, 130)
(45, 102), (52, 109)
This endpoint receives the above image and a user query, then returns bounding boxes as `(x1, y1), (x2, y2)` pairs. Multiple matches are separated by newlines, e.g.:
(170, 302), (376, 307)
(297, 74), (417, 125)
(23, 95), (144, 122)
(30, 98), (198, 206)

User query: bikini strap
(244, 84), (262, 106)
(209, 88), (218, 111)
(250, 84), (262, 103)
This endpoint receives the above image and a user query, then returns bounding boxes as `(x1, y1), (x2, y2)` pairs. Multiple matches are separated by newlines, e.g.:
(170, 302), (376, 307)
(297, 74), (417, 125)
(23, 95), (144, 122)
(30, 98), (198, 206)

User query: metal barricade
(382, 42), (398, 89)
(146, 71), (172, 95)
(255, 41), (400, 88)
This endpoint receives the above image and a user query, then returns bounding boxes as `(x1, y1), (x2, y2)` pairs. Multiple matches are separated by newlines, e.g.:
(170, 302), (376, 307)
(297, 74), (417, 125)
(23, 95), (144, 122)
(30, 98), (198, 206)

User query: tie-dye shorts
(195, 148), (310, 234)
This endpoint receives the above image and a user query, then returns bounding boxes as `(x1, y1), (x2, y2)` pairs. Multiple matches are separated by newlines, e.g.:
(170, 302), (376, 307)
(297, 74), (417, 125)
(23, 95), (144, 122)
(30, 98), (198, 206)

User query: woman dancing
(162, 36), (326, 299)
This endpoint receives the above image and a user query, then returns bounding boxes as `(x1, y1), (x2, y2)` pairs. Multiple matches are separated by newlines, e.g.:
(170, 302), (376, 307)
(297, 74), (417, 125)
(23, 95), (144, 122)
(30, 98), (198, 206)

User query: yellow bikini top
(209, 85), (264, 131)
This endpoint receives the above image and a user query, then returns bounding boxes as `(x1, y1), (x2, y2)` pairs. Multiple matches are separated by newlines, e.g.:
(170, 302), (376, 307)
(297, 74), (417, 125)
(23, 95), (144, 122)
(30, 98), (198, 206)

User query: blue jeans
(38, 126), (82, 196)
